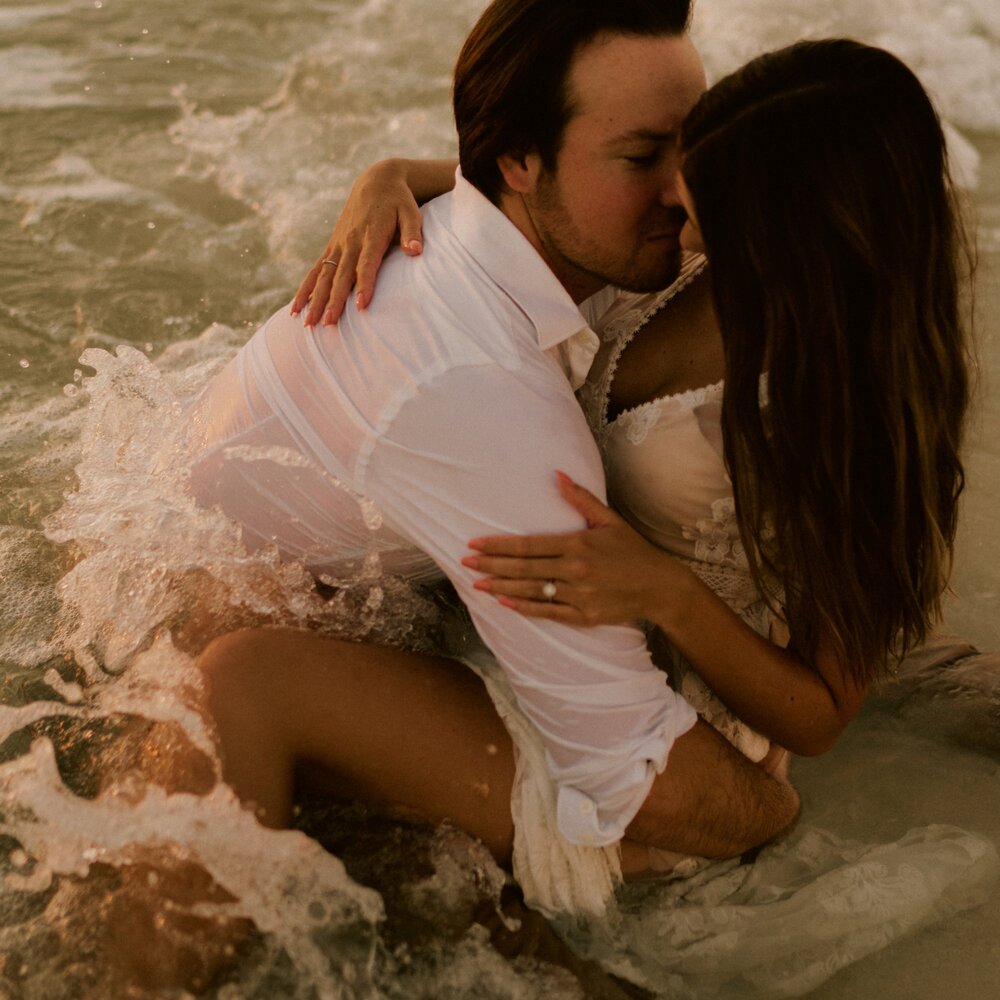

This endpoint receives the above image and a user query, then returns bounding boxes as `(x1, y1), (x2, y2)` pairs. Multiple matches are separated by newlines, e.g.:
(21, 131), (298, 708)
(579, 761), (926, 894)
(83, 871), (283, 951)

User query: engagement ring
(542, 580), (557, 601)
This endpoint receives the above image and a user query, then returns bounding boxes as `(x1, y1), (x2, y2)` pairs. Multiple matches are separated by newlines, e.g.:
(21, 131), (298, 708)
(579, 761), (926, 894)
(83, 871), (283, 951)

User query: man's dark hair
(453, 0), (693, 203)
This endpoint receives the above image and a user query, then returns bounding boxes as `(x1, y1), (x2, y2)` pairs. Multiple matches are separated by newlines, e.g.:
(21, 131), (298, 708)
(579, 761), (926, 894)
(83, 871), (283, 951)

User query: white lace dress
(508, 258), (997, 995)
(579, 253), (771, 764)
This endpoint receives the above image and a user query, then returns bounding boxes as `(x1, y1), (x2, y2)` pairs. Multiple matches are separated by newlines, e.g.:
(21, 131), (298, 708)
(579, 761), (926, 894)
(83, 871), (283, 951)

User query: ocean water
(0, 1), (998, 997)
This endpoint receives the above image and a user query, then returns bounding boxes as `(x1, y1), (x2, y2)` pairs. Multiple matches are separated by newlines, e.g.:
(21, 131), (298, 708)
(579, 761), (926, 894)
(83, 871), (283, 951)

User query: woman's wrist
(358, 157), (410, 195)
(645, 556), (701, 638)
(397, 157), (459, 204)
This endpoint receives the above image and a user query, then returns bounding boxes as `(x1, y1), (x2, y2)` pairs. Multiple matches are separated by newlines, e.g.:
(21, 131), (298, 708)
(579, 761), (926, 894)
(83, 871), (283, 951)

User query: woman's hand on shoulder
(462, 472), (692, 627)
(292, 158), (426, 327)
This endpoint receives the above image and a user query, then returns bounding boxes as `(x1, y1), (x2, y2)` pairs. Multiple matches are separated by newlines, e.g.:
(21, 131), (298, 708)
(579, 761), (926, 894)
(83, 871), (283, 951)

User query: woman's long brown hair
(681, 39), (973, 682)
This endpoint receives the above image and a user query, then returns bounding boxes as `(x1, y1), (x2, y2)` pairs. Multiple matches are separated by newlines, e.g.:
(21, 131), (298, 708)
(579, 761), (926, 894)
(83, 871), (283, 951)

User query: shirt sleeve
(362, 362), (698, 847)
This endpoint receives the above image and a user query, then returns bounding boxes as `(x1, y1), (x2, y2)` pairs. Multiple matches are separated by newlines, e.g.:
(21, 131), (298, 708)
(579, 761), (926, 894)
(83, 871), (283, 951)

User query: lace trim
(680, 496), (747, 570)
(679, 557), (759, 613)
(609, 379), (725, 444)
(595, 255), (710, 433)
(599, 254), (707, 343)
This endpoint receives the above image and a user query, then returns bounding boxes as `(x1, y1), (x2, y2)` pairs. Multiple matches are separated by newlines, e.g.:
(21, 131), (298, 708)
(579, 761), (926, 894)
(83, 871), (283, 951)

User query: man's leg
(629, 719), (799, 859)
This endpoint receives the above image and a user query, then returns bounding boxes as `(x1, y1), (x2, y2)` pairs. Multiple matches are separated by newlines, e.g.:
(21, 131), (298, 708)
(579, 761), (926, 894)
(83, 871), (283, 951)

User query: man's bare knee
(629, 722), (801, 858)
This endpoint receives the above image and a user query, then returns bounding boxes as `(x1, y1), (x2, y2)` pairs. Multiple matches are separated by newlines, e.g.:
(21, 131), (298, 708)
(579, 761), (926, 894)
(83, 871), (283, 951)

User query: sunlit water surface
(1, 1), (998, 997)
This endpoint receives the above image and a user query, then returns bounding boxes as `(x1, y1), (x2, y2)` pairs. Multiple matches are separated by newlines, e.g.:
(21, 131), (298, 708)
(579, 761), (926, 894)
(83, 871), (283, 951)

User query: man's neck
(497, 191), (604, 305)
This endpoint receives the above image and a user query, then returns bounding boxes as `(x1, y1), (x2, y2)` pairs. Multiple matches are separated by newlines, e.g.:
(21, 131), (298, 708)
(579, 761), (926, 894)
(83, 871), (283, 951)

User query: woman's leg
(116, 627), (645, 996)
(197, 627), (517, 861)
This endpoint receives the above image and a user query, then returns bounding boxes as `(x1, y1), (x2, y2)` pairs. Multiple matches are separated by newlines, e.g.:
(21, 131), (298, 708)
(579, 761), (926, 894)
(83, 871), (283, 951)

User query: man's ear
(497, 151), (543, 195)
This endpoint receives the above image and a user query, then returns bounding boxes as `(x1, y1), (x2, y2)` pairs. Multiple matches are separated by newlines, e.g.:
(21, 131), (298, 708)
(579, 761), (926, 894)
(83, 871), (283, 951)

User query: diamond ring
(541, 580), (557, 601)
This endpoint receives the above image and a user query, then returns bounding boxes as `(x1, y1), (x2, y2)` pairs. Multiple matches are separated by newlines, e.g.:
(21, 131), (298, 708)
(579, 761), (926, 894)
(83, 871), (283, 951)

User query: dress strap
(595, 254), (709, 432)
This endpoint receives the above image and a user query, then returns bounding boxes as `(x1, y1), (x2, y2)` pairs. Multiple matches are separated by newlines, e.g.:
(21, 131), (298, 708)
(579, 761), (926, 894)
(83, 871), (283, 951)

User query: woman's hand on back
(292, 158), (426, 327)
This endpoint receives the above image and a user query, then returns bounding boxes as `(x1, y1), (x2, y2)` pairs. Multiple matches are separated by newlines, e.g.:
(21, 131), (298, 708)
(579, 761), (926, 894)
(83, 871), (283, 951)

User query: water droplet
(360, 498), (383, 531)
(141, 27), (149, 35)
(147, 221), (156, 230)
(19, 358), (29, 369)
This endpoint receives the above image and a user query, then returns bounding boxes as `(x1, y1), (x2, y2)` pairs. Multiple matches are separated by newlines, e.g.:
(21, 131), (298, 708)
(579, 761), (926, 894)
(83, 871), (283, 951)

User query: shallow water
(1, 1), (998, 997)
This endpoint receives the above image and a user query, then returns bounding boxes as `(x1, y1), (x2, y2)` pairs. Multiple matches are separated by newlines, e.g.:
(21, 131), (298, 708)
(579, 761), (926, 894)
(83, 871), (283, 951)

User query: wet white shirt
(188, 173), (697, 847)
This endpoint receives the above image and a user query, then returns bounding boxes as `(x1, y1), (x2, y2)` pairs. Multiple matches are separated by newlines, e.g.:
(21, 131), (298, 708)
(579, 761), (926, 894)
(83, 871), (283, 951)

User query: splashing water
(1, 0), (999, 997)
(0, 341), (509, 998)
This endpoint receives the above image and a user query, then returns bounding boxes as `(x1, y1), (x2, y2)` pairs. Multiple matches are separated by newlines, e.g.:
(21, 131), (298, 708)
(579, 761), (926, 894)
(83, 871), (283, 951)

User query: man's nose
(658, 167), (683, 208)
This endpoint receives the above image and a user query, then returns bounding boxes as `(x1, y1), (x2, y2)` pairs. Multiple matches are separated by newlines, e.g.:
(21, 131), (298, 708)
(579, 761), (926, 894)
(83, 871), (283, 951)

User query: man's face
(524, 32), (707, 300)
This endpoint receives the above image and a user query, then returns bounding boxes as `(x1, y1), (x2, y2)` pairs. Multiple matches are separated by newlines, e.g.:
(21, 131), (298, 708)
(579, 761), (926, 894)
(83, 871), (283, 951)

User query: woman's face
(677, 172), (706, 254)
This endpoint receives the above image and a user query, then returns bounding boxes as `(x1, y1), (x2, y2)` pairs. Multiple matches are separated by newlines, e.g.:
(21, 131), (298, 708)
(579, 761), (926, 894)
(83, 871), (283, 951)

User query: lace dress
(548, 258), (999, 995)
(579, 254), (770, 762)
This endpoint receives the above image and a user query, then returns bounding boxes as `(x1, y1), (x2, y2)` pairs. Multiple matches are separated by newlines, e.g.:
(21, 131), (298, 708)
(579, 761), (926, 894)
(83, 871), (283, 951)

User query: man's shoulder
(356, 197), (529, 347)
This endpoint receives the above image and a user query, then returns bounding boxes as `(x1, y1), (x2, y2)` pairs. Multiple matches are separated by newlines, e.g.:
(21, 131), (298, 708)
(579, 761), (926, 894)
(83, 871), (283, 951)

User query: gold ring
(321, 258), (340, 268)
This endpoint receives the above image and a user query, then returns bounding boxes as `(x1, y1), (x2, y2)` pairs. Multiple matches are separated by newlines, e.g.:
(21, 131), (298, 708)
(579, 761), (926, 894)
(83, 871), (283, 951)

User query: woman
(198, 38), (972, 914)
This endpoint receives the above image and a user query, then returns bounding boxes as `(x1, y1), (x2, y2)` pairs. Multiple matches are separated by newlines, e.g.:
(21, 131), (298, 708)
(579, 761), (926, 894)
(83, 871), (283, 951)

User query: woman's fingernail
(356, 292), (365, 310)
(497, 596), (517, 609)
(472, 579), (490, 592)
(467, 538), (484, 551)
(461, 555), (479, 569)
(322, 311), (333, 326)
(404, 239), (422, 254)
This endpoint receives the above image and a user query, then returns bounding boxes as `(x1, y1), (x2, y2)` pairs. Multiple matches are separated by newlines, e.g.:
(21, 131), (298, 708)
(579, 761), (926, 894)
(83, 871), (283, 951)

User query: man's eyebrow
(605, 128), (679, 147)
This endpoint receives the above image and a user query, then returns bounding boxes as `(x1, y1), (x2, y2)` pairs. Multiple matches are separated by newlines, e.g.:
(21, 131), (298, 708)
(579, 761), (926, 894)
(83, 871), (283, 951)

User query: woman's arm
(464, 472), (869, 756)
(649, 567), (868, 756)
(293, 157), (458, 326)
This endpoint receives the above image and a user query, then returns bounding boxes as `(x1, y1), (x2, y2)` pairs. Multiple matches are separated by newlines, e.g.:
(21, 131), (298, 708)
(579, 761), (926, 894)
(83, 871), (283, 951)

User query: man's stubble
(528, 168), (686, 296)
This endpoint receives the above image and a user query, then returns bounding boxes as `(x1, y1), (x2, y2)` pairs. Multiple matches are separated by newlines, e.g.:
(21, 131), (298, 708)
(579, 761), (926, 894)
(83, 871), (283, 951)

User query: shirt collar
(449, 170), (592, 352)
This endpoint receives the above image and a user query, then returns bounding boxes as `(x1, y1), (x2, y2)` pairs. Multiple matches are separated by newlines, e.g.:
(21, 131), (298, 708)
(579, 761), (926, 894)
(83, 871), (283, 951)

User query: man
(193, 0), (798, 900)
